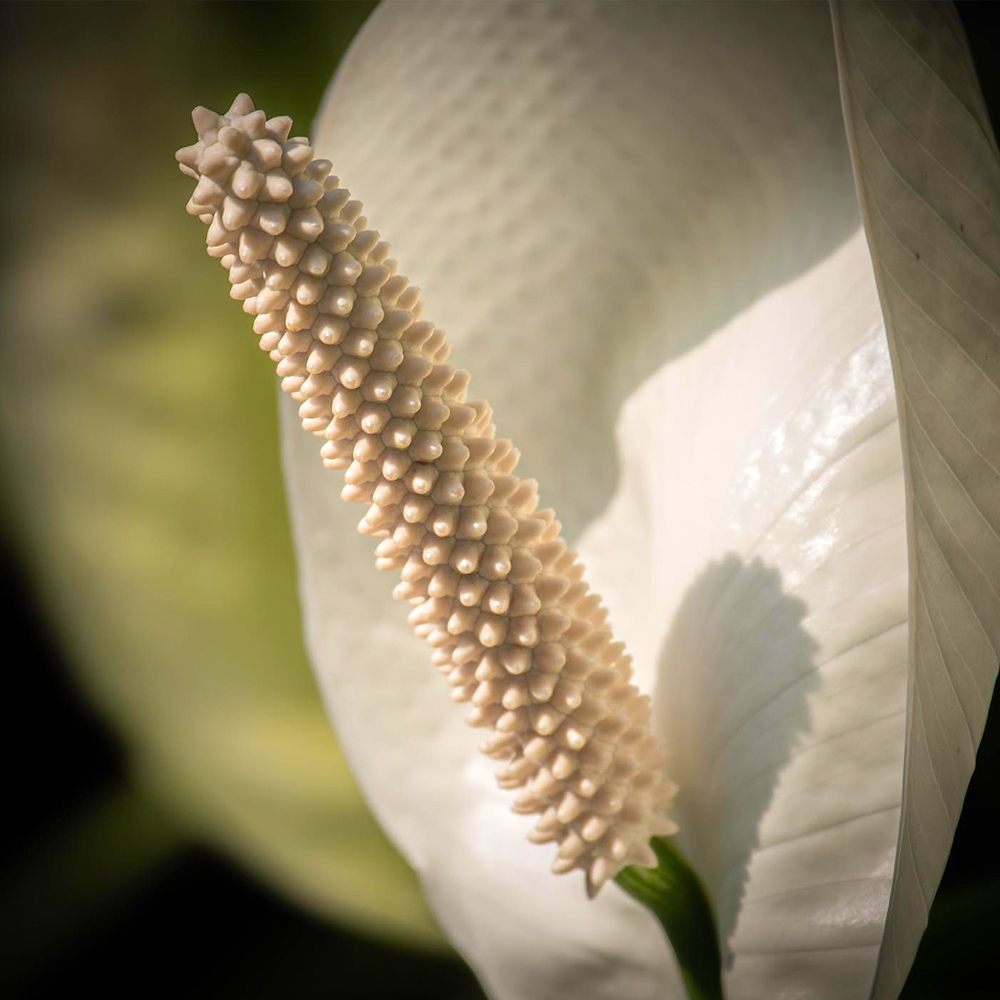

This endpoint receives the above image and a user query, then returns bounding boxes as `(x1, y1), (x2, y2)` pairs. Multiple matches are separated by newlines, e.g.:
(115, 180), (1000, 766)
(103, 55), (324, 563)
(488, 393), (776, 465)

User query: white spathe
(283, 3), (909, 999)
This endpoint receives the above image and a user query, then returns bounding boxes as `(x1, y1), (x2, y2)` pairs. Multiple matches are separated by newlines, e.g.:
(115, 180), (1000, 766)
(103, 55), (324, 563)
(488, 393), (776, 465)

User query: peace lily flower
(176, 2), (998, 1000)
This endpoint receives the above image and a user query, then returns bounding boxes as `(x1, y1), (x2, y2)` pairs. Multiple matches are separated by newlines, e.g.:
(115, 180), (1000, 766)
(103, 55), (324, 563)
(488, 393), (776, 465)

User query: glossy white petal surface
(283, 2), (910, 998)
(579, 230), (907, 1000)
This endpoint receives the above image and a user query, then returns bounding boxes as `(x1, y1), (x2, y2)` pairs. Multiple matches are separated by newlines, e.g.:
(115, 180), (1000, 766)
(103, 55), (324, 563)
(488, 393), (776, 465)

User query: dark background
(1, 3), (996, 999)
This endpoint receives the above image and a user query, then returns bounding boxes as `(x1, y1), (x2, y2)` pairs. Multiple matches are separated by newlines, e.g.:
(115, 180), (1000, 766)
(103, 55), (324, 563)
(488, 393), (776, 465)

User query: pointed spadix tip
(227, 92), (255, 117)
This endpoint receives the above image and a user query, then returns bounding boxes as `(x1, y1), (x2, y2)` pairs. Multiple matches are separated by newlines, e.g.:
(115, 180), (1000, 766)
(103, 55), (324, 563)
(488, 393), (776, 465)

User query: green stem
(614, 837), (724, 1000)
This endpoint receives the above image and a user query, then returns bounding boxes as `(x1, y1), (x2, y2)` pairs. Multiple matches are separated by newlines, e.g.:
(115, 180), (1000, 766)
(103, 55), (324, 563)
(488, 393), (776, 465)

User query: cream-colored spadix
(177, 93), (677, 896)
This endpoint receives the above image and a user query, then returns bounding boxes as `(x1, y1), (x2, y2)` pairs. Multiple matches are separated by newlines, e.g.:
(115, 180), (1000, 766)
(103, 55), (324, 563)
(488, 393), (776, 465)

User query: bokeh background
(0, 3), (996, 998)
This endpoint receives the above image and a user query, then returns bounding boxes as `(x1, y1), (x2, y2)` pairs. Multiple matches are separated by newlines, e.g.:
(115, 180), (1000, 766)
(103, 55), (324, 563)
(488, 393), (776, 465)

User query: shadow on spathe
(653, 553), (818, 964)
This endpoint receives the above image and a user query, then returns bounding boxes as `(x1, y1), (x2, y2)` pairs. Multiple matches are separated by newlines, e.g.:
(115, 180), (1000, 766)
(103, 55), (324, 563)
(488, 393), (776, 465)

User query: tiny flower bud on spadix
(177, 94), (678, 896)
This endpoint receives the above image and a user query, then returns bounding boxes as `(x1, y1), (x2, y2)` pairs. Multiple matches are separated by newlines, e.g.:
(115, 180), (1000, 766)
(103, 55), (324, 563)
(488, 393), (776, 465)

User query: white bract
(279, 3), (998, 999)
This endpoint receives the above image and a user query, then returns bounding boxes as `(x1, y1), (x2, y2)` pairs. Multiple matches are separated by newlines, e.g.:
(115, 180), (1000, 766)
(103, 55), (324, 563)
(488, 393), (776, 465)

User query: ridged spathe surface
(177, 94), (677, 896)
(832, 3), (1000, 996)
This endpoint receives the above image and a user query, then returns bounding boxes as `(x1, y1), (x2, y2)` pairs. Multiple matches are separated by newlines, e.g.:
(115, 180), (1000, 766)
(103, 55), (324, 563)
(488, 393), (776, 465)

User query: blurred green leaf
(0, 0), (441, 950)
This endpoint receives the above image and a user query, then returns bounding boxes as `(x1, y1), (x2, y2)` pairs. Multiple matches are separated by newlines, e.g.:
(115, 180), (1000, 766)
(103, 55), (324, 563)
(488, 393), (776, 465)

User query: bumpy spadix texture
(177, 94), (677, 895)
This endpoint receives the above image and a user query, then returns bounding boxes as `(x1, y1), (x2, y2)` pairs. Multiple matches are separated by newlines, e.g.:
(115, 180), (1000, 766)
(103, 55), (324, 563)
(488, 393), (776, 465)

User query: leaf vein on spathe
(920, 1), (981, 77)
(850, 80), (1000, 282)
(918, 607), (978, 793)
(748, 459), (904, 577)
(742, 414), (900, 560)
(902, 716), (941, 901)
(806, 667), (908, 715)
(833, 3), (1000, 996)
(869, 191), (1000, 373)
(850, 13), (989, 195)
(744, 876), (895, 909)
(900, 0), (995, 141)
(909, 686), (956, 856)
(914, 608), (976, 788)
(888, 890), (904, 984)
(850, 17), (998, 221)
(755, 736), (905, 813)
(782, 520), (908, 598)
(898, 335), (1000, 530)
(923, 1), (959, 39)
(809, 571), (910, 640)
(844, 31), (1000, 276)
(872, 2), (982, 128)
(898, 307), (1000, 450)
(717, 708), (906, 806)
(918, 574), (985, 751)
(878, 0), (997, 152)
(909, 437), (1000, 642)
(905, 405), (1000, 610)
(752, 805), (900, 856)
(811, 600), (906, 672)
(871, 0), (1000, 167)
(728, 517), (906, 656)
(903, 828), (928, 916)
(706, 614), (906, 779)
(883, 260), (1000, 399)
(919, 547), (993, 706)
(912, 495), (997, 659)
(867, 161), (1000, 342)
(851, 171), (1000, 428)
